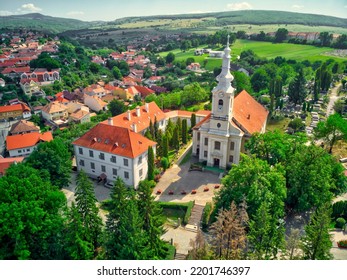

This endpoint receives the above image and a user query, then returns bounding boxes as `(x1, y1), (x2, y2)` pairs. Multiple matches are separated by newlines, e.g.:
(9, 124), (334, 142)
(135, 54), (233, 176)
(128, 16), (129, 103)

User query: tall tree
(75, 171), (102, 252)
(0, 164), (66, 259)
(181, 119), (188, 144)
(147, 146), (155, 181)
(137, 180), (167, 259)
(104, 177), (147, 260)
(314, 113), (347, 154)
(172, 126), (180, 151)
(65, 203), (94, 260)
(319, 32), (333, 47)
(274, 28), (288, 43)
(286, 229), (301, 260)
(301, 203), (333, 260)
(162, 135), (169, 159)
(26, 139), (72, 188)
(165, 52), (175, 64)
(287, 68), (307, 105)
(190, 113), (196, 130)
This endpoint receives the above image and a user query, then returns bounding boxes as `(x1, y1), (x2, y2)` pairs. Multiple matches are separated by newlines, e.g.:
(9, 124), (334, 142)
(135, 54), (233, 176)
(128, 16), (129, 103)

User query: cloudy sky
(1, 0), (347, 21)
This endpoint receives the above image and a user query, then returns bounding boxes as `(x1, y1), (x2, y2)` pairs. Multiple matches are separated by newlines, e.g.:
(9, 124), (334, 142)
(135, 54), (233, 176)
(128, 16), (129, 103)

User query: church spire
(216, 35), (234, 87)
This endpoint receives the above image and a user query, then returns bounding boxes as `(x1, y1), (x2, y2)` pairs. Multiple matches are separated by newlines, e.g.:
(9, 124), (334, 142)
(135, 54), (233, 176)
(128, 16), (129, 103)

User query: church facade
(192, 36), (268, 169)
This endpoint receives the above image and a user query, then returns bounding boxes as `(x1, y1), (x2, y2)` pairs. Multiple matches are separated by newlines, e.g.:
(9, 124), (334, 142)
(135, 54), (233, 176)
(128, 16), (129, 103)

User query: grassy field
(158, 39), (347, 70)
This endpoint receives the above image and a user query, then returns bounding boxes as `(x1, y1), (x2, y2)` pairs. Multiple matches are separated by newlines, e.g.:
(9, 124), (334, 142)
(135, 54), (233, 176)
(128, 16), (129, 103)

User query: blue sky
(1, 0), (347, 21)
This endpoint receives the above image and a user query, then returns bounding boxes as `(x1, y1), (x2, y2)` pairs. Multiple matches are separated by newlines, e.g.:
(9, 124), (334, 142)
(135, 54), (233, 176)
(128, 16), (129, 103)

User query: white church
(192, 36), (269, 169)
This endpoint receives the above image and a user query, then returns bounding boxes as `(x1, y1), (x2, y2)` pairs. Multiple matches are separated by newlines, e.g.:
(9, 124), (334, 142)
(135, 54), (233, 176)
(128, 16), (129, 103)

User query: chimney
(145, 102), (149, 113)
(132, 123), (137, 133)
(127, 110), (131, 120)
(247, 114), (251, 119)
(107, 117), (113, 126)
(136, 106), (140, 117)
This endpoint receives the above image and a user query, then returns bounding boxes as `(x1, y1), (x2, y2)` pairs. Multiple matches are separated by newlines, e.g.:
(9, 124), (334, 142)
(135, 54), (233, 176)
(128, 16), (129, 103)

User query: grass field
(158, 39), (347, 70)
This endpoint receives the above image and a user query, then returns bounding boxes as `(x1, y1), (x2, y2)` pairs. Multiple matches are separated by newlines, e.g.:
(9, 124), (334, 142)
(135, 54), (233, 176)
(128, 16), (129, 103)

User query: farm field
(158, 39), (347, 71)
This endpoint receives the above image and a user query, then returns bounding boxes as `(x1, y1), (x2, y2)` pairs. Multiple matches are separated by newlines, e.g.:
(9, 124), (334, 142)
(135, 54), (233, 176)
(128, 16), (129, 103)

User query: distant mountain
(0, 13), (93, 33)
(0, 10), (346, 34)
(111, 10), (347, 29)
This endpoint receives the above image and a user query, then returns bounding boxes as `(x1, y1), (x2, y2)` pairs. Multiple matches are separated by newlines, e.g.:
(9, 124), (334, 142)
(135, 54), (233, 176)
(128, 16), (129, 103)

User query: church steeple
(216, 35), (234, 88)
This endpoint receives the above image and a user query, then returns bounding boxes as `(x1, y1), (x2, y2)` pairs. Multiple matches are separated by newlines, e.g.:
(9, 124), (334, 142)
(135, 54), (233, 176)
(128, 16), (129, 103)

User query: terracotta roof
(0, 103), (30, 113)
(1, 66), (30, 74)
(102, 101), (165, 133)
(0, 157), (25, 175)
(10, 120), (39, 135)
(6, 131), (53, 150)
(70, 109), (90, 120)
(195, 110), (211, 117)
(42, 101), (67, 114)
(73, 123), (156, 158)
(193, 113), (211, 130)
(233, 90), (269, 134)
(134, 86), (155, 97)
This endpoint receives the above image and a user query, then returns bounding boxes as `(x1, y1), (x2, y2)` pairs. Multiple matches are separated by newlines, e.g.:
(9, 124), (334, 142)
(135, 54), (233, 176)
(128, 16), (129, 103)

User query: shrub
(161, 157), (169, 171)
(337, 240), (347, 248)
(336, 217), (346, 229)
(202, 202), (213, 231)
(332, 201), (347, 219)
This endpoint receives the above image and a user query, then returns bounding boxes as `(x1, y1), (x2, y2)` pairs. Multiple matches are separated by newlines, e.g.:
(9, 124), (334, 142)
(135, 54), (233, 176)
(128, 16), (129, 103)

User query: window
(204, 138), (208, 146)
(90, 162), (95, 169)
(124, 171), (129, 179)
(26, 149), (30, 152)
(138, 155), (142, 165)
(99, 153), (105, 160)
(18, 150), (21, 153)
(101, 165), (106, 172)
(230, 141), (235, 151)
(204, 151), (208, 157)
(197, 132), (200, 141)
(139, 168), (143, 177)
(111, 156), (117, 163)
(229, 155), (234, 163)
(123, 158), (128, 166)
(214, 141), (221, 150)
(79, 160), (85, 166)
(89, 150), (94, 157)
(112, 168), (117, 176)
(218, 99), (223, 111)
(79, 147), (83, 155)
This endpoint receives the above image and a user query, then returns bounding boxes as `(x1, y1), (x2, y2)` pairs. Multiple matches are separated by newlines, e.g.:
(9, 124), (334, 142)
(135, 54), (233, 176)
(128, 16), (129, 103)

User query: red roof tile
(73, 123), (156, 158)
(0, 157), (25, 175)
(0, 103), (30, 113)
(102, 102), (165, 133)
(6, 131), (53, 150)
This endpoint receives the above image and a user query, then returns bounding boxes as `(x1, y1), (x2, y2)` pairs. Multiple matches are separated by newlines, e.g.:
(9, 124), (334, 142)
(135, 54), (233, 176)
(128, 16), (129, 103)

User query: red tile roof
(6, 131), (53, 150)
(233, 90), (269, 134)
(134, 86), (155, 97)
(0, 103), (30, 113)
(73, 123), (156, 158)
(102, 102), (165, 133)
(0, 157), (25, 175)
(1, 66), (30, 74)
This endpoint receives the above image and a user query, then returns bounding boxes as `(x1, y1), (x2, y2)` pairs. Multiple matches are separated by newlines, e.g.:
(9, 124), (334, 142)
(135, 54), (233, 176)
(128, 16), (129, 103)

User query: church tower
(209, 35), (236, 136)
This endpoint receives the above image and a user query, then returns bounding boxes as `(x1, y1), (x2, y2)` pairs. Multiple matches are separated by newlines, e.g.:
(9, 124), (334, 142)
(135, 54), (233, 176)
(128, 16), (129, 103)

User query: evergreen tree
(149, 120), (155, 141)
(301, 203), (333, 260)
(147, 146), (155, 181)
(190, 113), (196, 131)
(104, 178), (147, 260)
(162, 135), (169, 159)
(65, 203), (94, 260)
(176, 117), (182, 141)
(75, 170), (102, 252)
(182, 119), (188, 144)
(137, 180), (168, 259)
(153, 116), (159, 140)
(172, 126), (180, 151)
(287, 68), (307, 105)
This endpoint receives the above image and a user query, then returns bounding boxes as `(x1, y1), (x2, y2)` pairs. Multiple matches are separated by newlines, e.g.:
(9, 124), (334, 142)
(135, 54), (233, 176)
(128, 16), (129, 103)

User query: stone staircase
(174, 252), (187, 260)
(185, 204), (205, 232)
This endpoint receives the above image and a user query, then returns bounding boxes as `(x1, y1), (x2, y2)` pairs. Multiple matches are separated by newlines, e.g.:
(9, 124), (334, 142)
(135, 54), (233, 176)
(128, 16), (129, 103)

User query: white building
(192, 36), (268, 169)
(73, 122), (156, 188)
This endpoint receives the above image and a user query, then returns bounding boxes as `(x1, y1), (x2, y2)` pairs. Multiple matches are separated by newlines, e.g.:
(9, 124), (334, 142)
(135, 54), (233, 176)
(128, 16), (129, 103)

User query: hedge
(158, 201), (194, 225)
(202, 202), (213, 231)
(332, 201), (347, 219)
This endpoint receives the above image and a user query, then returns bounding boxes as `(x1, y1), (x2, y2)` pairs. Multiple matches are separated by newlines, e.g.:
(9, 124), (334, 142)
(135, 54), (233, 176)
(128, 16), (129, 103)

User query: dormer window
(218, 99), (223, 111)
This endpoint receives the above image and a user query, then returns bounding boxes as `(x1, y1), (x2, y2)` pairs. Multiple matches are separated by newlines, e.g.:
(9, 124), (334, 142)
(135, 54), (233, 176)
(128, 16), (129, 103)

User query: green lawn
(266, 117), (291, 132)
(158, 39), (346, 69)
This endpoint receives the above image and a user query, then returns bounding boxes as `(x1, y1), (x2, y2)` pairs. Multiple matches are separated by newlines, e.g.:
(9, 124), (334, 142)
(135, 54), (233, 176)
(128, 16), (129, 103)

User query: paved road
(326, 83), (341, 117)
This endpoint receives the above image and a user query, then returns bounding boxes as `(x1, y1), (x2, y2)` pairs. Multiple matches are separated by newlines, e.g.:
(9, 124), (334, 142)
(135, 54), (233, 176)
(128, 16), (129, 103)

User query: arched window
(218, 99), (223, 111)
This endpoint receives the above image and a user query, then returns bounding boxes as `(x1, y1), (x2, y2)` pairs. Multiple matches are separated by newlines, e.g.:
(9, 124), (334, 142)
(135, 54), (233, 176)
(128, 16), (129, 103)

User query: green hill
(0, 13), (93, 33)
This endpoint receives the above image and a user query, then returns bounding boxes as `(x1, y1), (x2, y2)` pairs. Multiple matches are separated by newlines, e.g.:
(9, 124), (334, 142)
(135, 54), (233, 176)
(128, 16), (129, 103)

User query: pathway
(326, 83), (341, 117)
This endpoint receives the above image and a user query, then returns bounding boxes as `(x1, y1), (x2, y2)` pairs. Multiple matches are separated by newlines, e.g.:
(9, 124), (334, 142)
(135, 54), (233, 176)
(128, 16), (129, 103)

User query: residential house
(144, 76), (164, 86)
(73, 123), (156, 188)
(21, 68), (60, 85)
(6, 131), (53, 157)
(41, 101), (68, 122)
(10, 120), (40, 135)
(83, 84), (108, 98)
(192, 39), (268, 168)
(20, 78), (45, 97)
(69, 109), (91, 124)
(84, 95), (108, 112)
(0, 103), (31, 121)
(0, 157), (25, 176)
(186, 62), (201, 71)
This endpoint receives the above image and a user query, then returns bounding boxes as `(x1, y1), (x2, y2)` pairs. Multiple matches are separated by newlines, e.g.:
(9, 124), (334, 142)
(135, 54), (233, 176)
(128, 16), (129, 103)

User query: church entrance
(213, 158), (220, 167)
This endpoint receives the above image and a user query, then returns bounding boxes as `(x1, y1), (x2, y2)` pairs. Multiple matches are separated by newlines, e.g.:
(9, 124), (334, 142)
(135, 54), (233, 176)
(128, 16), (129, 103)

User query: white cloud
(292, 5), (304, 10)
(18, 3), (42, 13)
(67, 11), (85, 16)
(227, 2), (253, 11)
(0, 11), (14, 16)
